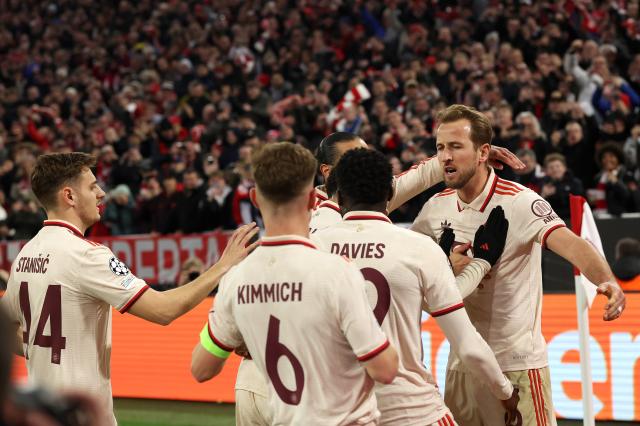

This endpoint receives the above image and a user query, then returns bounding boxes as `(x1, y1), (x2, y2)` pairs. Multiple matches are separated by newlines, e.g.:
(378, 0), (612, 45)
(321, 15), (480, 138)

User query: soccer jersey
(208, 235), (389, 426)
(309, 200), (342, 233)
(1, 220), (149, 424)
(314, 211), (464, 426)
(411, 168), (566, 372)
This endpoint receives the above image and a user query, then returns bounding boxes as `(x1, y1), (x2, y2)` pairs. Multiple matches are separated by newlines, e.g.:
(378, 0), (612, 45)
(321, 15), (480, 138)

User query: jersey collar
(343, 211), (392, 223)
(314, 186), (328, 204)
(43, 219), (84, 237)
(318, 200), (341, 213)
(456, 168), (498, 213)
(260, 235), (317, 249)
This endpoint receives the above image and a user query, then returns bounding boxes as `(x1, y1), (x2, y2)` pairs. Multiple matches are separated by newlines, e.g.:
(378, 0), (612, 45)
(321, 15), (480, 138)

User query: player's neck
(342, 202), (387, 215)
(45, 211), (88, 235)
(262, 212), (310, 239)
(457, 166), (490, 204)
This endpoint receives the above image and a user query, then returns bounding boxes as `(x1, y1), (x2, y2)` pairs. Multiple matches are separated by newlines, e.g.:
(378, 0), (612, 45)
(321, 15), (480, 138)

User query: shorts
(235, 389), (273, 426)
(429, 412), (458, 426)
(445, 367), (556, 426)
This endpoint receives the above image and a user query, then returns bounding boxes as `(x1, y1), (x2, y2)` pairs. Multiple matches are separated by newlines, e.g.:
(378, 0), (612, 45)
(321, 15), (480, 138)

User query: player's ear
(478, 143), (491, 164)
(249, 187), (259, 209)
(319, 164), (331, 181)
(307, 188), (316, 211)
(61, 186), (75, 207)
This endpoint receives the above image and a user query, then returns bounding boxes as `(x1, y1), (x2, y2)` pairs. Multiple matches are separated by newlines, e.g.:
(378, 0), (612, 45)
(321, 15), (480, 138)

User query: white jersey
(412, 168), (567, 372)
(310, 200), (341, 234)
(314, 211), (464, 426)
(1, 220), (149, 425)
(208, 235), (388, 426)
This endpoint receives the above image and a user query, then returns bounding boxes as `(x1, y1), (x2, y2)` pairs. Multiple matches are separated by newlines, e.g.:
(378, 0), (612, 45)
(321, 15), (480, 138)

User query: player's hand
(450, 242), (471, 276)
(597, 281), (626, 321)
(502, 387), (521, 425)
(218, 223), (260, 271)
(439, 227), (455, 254)
(488, 146), (525, 170)
(473, 206), (509, 266)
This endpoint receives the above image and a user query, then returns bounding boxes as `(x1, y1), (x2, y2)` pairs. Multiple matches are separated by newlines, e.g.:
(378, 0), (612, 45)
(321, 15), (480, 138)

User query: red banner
(0, 232), (230, 285)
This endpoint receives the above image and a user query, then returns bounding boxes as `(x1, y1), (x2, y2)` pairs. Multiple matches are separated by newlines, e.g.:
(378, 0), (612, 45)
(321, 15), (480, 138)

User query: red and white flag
(569, 194), (603, 307)
(327, 83), (371, 128)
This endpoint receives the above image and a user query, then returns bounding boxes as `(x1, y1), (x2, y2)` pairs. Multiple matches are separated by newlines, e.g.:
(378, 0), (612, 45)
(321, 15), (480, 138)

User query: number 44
(19, 282), (67, 364)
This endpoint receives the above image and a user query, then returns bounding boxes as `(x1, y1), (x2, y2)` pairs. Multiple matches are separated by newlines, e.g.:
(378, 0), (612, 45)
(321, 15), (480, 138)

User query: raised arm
(128, 223), (259, 325)
(545, 226), (625, 320)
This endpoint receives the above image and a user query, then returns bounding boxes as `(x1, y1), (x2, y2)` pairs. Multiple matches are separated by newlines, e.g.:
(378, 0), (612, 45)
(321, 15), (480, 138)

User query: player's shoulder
(396, 225), (444, 255)
(498, 180), (548, 211)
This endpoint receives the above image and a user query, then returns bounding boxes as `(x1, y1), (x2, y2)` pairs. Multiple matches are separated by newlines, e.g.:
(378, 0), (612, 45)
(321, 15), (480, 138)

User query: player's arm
(361, 345), (398, 384)
(436, 308), (519, 411)
(389, 147), (524, 212)
(191, 324), (233, 382)
(545, 226), (626, 320)
(128, 224), (259, 325)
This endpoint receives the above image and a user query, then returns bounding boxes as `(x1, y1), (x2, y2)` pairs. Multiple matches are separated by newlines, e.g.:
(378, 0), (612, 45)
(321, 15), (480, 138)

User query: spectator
(549, 121), (597, 188)
(515, 111), (548, 164)
(176, 169), (220, 233)
(590, 143), (631, 216)
(612, 238), (640, 291)
(103, 184), (136, 236)
(177, 257), (205, 287)
(541, 153), (585, 219)
(514, 149), (545, 194)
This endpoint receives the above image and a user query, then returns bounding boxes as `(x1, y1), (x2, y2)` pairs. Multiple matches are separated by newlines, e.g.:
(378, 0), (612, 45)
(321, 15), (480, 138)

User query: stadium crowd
(0, 0), (639, 239)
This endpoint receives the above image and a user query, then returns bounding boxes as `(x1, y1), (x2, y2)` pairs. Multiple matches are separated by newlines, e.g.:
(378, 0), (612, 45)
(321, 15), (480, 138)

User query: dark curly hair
(333, 148), (392, 208)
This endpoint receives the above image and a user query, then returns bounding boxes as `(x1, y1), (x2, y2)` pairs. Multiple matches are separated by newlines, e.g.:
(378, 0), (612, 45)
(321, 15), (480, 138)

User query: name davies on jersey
(237, 282), (302, 304)
(330, 242), (386, 259)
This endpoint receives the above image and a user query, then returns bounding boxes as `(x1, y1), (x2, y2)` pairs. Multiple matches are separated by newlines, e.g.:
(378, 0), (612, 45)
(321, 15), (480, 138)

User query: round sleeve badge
(109, 256), (130, 276)
(531, 199), (553, 217)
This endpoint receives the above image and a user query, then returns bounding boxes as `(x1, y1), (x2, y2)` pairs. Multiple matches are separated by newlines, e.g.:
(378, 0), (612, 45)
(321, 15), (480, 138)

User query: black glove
(473, 206), (509, 266)
(439, 227), (455, 254)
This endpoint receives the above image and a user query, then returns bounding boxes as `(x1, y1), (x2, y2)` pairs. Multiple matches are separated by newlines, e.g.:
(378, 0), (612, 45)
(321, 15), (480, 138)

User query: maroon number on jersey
(265, 315), (305, 405)
(19, 283), (67, 364)
(360, 267), (391, 325)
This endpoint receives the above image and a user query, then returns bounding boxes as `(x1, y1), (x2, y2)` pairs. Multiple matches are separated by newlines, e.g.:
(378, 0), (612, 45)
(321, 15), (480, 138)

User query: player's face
(74, 169), (106, 227)
(320, 138), (368, 181)
(436, 120), (487, 189)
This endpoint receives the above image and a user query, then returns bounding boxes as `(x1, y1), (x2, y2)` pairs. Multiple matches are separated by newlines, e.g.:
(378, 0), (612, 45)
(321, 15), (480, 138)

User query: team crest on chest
(440, 219), (452, 230)
(108, 256), (130, 276)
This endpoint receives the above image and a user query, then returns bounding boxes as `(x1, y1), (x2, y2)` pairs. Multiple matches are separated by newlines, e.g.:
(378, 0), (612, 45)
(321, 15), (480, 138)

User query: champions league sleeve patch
(108, 256), (130, 276)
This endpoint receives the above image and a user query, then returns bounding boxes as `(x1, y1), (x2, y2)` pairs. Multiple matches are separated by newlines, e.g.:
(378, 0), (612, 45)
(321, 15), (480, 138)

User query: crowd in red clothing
(0, 0), (639, 239)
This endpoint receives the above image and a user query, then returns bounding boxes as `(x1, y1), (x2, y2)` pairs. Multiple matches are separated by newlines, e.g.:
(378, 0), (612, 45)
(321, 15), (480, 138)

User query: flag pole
(569, 195), (595, 426)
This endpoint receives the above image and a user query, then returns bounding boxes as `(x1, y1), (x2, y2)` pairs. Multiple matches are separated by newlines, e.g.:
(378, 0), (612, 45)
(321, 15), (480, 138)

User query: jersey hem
(431, 302), (464, 317)
(118, 285), (150, 314)
(358, 339), (390, 362)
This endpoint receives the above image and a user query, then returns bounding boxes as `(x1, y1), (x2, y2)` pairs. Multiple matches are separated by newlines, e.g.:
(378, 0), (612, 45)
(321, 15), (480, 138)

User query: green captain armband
(200, 324), (231, 359)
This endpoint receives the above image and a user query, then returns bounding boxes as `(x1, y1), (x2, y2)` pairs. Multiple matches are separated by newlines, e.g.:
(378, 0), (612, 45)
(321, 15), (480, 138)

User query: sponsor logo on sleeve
(109, 256), (130, 276)
(120, 275), (135, 289)
(531, 199), (553, 217)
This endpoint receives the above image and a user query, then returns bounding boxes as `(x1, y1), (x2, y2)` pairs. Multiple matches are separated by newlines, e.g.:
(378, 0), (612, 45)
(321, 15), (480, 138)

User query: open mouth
(444, 166), (457, 178)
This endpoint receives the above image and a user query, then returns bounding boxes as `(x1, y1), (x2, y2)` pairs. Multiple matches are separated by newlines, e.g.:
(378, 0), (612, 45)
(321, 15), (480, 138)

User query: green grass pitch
(113, 399), (631, 426)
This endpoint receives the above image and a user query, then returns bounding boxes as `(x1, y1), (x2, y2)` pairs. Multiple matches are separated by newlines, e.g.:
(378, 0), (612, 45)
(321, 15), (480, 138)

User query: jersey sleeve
(388, 157), (443, 213)
(410, 200), (437, 239)
(207, 275), (243, 352)
(76, 245), (149, 313)
(509, 191), (567, 247)
(419, 241), (465, 316)
(335, 262), (389, 361)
